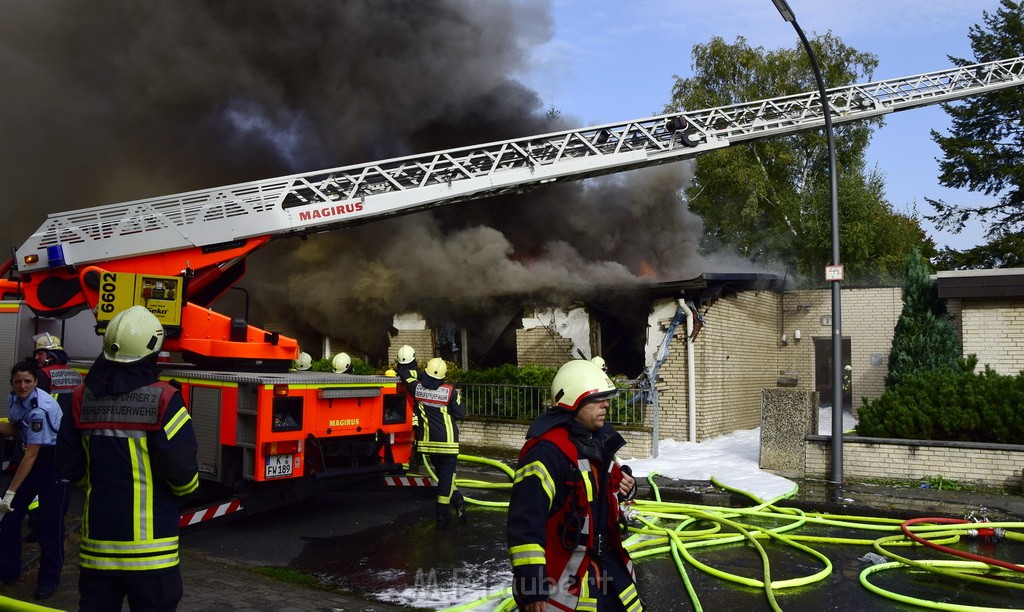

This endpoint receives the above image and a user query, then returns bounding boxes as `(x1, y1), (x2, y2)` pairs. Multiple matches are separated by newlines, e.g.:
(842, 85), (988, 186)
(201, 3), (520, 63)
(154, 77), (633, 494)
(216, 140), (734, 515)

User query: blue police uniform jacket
(9, 388), (62, 450)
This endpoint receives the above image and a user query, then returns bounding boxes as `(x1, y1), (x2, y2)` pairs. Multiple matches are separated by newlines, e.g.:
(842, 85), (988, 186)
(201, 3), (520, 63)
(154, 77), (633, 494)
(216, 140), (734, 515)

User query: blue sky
(517, 0), (1006, 251)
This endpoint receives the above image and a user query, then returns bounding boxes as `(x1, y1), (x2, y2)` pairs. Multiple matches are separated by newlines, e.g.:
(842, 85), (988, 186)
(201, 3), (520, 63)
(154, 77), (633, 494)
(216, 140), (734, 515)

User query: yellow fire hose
(434, 455), (1024, 612)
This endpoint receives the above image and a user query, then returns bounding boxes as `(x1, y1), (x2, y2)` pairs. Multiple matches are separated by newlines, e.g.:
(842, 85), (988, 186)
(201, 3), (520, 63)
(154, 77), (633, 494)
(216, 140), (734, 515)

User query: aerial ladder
(0, 56), (1021, 524)
(5, 56), (1023, 370)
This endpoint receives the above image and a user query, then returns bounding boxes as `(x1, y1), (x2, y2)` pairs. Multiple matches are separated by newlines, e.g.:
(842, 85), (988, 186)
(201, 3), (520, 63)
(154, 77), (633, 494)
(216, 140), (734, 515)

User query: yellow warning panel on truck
(95, 272), (183, 328)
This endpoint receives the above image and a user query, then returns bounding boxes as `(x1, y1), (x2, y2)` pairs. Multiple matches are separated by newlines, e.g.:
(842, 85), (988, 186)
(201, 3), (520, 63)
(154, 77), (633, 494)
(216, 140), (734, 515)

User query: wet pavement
(3, 473), (1023, 611)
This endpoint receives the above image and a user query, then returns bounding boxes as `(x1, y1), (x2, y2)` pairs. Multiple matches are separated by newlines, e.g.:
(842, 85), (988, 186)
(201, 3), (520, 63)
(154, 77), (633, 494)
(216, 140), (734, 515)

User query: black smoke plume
(0, 0), (710, 360)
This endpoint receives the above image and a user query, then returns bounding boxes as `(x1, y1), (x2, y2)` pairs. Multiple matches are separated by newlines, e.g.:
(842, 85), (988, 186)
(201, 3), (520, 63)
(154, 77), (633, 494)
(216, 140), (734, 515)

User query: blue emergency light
(45, 245), (66, 267)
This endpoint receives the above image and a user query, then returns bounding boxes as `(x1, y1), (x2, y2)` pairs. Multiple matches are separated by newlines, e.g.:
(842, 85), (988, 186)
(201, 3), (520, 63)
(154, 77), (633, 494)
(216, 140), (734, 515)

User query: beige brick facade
(391, 283), (1024, 459)
(804, 437), (1024, 490)
(649, 287), (901, 443)
(515, 306), (592, 368)
(957, 297), (1024, 374)
(389, 329), (434, 366)
(691, 291), (780, 440)
(515, 327), (576, 368)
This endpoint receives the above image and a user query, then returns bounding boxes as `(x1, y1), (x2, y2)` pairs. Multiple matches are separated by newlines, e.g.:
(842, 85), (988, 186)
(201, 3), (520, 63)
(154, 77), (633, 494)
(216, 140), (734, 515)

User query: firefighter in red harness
(57, 305), (199, 612)
(33, 333), (83, 411)
(507, 359), (642, 611)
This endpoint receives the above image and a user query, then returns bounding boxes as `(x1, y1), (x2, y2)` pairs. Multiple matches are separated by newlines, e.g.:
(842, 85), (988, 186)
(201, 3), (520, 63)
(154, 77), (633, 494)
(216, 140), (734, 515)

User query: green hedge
(311, 356), (377, 375)
(856, 356), (1024, 444)
(448, 363), (556, 387)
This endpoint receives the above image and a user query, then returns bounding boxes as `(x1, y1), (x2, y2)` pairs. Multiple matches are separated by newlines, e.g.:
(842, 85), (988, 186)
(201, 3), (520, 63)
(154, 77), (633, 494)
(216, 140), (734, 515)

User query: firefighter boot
(453, 492), (468, 524)
(436, 503), (452, 529)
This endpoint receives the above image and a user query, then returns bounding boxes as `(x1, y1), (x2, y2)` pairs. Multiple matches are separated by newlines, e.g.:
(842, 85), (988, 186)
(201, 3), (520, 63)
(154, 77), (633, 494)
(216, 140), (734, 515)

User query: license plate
(265, 454), (293, 479)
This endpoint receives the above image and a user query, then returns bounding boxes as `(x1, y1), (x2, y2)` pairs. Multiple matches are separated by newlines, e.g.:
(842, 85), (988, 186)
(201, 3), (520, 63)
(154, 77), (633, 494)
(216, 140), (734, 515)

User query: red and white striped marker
(384, 475), (435, 487)
(180, 498), (244, 527)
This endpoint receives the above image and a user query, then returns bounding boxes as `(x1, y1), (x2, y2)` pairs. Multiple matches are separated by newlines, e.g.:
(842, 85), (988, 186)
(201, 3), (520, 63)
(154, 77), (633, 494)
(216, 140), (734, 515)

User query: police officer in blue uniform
(0, 359), (69, 600)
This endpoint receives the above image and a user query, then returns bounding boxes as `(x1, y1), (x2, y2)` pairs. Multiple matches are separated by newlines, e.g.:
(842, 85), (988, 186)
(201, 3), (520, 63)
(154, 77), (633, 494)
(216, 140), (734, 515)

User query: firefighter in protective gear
(0, 360), (70, 601)
(332, 352), (352, 373)
(57, 305), (199, 611)
(406, 357), (466, 528)
(395, 344), (419, 383)
(32, 333), (83, 411)
(395, 345), (422, 469)
(507, 359), (642, 612)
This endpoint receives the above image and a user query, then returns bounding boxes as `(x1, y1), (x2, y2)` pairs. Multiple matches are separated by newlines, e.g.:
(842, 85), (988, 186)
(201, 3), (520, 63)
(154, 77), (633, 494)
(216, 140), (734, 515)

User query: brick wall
(652, 287), (902, 443)
(958, 297), (1024, 374)
(389, 330), (434, 366)
(783, 287), (901, 409)
(804, 436), (1024, 490)
(694, 291), (781, 439)
(515, 327), (576, 368)
(655, 292), (781, 442)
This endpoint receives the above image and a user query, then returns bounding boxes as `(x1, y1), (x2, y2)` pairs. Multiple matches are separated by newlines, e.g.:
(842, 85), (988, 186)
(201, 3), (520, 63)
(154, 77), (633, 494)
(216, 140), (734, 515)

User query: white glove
(0, 490), (14, 513)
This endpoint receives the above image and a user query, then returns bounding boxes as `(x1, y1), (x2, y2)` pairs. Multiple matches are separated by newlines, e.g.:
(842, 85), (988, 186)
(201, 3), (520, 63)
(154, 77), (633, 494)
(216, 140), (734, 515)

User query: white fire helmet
(397, 345), (416, 365)
(424, 357), (447, 380)
(332, 352), (352, 373)
(293, 351), (312, 371)
(103, 306), (165, 363)
(551, 359), (617, 412)
(34, 333), (64, 352)
(591, 356), (607, 371)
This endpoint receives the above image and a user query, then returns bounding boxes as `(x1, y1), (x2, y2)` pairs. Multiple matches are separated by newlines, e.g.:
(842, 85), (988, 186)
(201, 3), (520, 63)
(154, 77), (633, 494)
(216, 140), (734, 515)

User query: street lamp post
(771, 0), (844, 484)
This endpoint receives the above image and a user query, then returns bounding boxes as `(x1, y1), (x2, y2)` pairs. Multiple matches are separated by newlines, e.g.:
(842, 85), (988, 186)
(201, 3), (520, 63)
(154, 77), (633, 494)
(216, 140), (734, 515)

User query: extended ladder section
(17, 57), (1024, 273)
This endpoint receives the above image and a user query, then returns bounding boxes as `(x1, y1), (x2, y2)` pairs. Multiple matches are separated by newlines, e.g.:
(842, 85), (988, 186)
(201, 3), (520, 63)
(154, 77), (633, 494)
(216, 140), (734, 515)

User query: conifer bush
(857, 356), (1024, 444)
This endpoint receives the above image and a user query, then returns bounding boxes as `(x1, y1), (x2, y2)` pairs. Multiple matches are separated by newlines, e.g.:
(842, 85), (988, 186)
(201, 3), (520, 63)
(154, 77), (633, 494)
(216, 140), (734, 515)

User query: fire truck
(1, 57), (1022, 525)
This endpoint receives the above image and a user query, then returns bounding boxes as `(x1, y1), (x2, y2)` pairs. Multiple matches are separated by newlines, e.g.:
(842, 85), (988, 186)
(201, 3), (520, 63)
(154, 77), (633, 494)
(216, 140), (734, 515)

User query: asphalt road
(179, 478), (1024, 612)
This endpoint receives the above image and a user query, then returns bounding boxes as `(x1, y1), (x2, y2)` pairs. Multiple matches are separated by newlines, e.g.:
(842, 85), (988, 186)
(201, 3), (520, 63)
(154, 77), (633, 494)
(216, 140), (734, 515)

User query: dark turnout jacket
(57, 355), (199, 573)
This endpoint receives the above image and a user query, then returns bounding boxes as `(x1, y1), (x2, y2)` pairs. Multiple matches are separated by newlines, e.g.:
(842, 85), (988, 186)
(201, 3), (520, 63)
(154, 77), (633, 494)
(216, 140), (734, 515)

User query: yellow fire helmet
(423, 357), (447, 380)
(103, 306), (164, 363)
(551, 359), (617, 412)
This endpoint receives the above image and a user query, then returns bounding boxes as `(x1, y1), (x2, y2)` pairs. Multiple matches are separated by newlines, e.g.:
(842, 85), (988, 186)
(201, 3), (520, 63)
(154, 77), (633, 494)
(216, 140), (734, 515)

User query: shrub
(857, 356), (1024, 444)
(311, 356), (376, 375)
(449, 364), (557, 387)
(885, 252), (959, 388)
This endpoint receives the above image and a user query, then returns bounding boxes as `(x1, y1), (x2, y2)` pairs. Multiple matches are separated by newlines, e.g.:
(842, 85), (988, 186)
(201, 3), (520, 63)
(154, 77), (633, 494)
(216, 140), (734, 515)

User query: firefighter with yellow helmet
(395, 344), (419, 383)
(406, 357), (466, 528)
(33, 333), (83, 411)
(395, 345), (422, 468)
(507, 359), (642, 611)
(57, 305), (199, 611)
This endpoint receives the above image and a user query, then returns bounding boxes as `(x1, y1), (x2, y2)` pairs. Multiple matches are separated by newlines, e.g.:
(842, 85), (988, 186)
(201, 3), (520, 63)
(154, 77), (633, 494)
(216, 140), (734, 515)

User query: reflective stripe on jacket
(507, 425), (638, 611)
(64, 381), (199, 572)
(408, 380), (462, 455)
